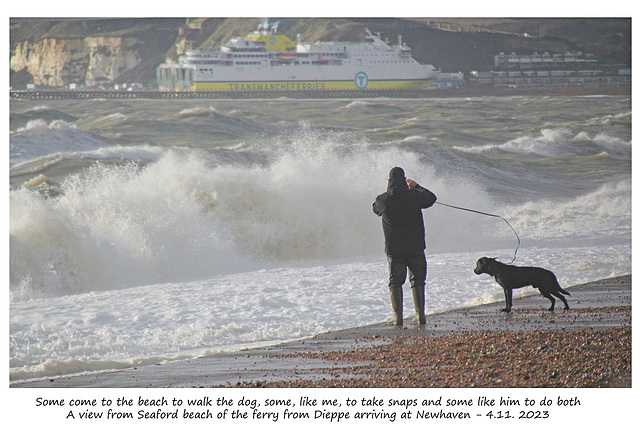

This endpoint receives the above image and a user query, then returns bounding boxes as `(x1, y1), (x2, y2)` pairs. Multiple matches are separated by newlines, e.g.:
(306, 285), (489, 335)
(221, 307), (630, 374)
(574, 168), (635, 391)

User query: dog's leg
(551, 290), (570, 310)
(501, 287), (512, 312)
(540, 289), (556, 311)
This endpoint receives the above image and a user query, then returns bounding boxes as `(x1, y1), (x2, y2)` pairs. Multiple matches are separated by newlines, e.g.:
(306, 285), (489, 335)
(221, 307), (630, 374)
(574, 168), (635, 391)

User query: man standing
(373, 167), (437, 325)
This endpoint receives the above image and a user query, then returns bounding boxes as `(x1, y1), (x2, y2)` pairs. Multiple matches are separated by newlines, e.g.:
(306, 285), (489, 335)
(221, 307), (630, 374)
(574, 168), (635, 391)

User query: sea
(9, 95), (631, 384)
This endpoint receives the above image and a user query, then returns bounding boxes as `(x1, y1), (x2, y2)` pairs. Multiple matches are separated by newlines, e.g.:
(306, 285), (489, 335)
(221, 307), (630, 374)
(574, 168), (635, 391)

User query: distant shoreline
(427, 85), (631, 98)
(9, 85), (631, 100)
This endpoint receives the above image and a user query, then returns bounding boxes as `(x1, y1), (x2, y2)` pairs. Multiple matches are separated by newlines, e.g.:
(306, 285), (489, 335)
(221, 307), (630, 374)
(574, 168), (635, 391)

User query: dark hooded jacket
(373, 168), (437, 255)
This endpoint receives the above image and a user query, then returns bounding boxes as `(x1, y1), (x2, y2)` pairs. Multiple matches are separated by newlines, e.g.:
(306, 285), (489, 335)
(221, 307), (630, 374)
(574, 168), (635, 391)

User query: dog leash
(435, 201), (521, 264)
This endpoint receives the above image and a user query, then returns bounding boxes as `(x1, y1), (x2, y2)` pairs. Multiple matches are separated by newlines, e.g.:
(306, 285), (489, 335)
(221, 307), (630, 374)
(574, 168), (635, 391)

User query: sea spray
(12, 129), (628, 299)
(10, 127), (503, 298)
(10, 156), (252, 299)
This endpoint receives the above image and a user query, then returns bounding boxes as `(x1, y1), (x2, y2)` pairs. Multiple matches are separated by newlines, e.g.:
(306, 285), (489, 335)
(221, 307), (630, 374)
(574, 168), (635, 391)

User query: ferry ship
(156, 20), (439, 94)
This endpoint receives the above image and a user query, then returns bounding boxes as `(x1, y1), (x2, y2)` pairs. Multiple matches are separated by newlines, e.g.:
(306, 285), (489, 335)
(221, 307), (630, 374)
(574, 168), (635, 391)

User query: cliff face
(11, 36), (142, 87)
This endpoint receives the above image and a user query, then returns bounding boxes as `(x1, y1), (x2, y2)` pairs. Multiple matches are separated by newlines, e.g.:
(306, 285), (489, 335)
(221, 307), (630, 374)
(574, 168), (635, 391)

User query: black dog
(474, 257), (570, 312)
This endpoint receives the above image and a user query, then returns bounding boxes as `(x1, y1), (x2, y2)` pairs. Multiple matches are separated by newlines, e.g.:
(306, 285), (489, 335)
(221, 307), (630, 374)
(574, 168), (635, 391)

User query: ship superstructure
(157, 21), (439, 94)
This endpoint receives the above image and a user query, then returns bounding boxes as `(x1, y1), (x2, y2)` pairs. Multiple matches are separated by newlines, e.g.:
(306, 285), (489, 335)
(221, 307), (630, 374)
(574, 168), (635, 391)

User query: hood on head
(387, 167), (409, 196)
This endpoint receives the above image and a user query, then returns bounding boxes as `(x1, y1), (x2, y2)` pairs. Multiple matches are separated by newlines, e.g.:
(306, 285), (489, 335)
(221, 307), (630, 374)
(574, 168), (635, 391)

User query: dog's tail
(559, 288), (571, 296)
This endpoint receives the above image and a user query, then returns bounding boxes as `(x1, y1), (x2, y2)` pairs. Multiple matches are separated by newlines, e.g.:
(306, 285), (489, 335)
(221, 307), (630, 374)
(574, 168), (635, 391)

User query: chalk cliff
(11, 36), (142, 87)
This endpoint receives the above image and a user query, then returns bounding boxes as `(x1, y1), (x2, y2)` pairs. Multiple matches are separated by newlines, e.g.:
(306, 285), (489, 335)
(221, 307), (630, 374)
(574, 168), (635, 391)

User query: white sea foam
(504, 179), (631, 243)
(10, 96), (631, 382)
(10, 125), (516, 301)
(10, 124), (630, 299)
(174, 106), (218, 118)
(500, 128), (577, 156)
(340, 100), (370, 110)
(10, 241), (629, 382)
(456, 128), (630, 160)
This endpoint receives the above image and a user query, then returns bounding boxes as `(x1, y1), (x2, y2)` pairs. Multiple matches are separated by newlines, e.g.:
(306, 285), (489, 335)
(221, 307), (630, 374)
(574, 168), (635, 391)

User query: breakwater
(9, 89), (435, 100)
(11, 85), (630, 100)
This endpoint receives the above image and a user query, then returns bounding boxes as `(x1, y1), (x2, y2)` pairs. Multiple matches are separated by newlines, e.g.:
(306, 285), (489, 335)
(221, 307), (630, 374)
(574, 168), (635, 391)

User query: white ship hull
(157, 22), (439, 94)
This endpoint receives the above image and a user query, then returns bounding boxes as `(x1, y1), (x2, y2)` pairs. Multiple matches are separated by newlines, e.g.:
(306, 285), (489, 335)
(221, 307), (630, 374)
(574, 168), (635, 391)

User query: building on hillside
(465, 51), (630, 88)
(494, 51), (598, 69)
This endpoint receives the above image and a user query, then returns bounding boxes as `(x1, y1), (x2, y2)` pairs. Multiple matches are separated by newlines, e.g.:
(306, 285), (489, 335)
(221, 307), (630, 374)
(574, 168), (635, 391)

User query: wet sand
(11, 275), (631, 388)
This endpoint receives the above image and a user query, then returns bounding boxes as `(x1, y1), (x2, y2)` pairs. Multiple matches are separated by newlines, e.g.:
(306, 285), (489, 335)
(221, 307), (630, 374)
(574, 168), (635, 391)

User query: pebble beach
(12, 275), (630, 388)
(237, 276), (632, 388)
